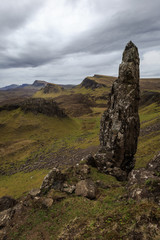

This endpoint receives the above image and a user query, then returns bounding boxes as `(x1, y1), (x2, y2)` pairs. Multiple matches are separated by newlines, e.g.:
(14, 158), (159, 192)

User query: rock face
(0, 97), (67, 118)
(81, 78), (106, 90)
(96, 41), (140, 175)
(40, 168), (66, 194)
(32, 80), (48, 87)
(21, 98), (67, 117)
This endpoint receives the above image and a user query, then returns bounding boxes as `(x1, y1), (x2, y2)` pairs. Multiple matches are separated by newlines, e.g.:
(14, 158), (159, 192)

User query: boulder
(75, 179), (97, 199)
(40, 168), (65, 195)
(33, 197), (53, 209)
(0, 196), (17, 212)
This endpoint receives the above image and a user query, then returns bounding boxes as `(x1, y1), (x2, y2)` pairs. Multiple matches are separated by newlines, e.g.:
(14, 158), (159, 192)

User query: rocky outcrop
(81, 78), (106, 90)
(0, 97), (67, 118)
(0, 103), (20, 112)
(40, 168), (66, 195)
(32, 80), (48, 87)
(91, 41), (140, 178)
(127, 152), (160, 204)
(21, 98), (67, 117)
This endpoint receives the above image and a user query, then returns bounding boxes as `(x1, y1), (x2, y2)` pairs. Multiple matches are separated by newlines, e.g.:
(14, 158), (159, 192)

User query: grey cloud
(0, 0), (44, 34)
(0, 0), (160, 87)
(1, 0), (160, 68)
(66, 0), (160, 55)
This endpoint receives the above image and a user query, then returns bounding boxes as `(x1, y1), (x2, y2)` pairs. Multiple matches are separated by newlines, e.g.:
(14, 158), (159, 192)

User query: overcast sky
(0, 0), (160, 87)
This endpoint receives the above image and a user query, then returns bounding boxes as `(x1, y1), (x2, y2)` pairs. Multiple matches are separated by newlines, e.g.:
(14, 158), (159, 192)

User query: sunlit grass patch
(0, 169), (48, 199)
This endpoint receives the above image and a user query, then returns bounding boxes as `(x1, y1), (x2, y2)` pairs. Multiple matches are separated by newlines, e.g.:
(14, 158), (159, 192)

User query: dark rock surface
(40, 168), (66, 195)
(0, 97), (67, 118)
(81, 77), (106, 90)
(0, 102), (21, 112)
(21, 98), (67, 117)
(0, 196), (17, 212)
(92, 41), (140, 178)
(127, 152), (160, 204)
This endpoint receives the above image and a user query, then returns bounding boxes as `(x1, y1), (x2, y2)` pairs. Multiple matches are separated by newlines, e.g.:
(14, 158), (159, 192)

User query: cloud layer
(0, 0), (160, 87)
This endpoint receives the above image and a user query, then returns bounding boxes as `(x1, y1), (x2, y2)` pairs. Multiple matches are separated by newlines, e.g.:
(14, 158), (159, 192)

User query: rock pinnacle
(93, 41), (140, 179)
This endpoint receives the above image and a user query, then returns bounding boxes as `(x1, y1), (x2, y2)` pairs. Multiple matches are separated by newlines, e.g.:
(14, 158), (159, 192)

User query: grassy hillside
(0, 109), (100, 198)
(0, 75), (160, 240)
(0, 102), (159, 198)
(0, 75), (160, 199)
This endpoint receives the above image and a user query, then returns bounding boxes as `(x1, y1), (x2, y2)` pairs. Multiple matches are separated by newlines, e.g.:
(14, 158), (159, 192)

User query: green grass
(139, 103), (160, 123)
(0, 169), (48, 198)
(0, 109), (100, 197)
(0, 109), (82, 170)
(136, 132), (160, 168)
(136, 103), (160, 168)
(89, 167), (118, 185)
(8, 188), (160, 239)
(1, 100), (160, 197)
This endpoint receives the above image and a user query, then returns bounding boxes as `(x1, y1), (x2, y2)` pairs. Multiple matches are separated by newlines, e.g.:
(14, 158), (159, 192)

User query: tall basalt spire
(94, 41), (140, 179)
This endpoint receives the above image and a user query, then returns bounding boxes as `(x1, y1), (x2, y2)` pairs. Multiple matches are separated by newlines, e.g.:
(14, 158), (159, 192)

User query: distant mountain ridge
(0, 80), (48, 91)
(1, 76), (160, 92)
(0, 80), (75, 91)
(0, 84), (19, 90)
